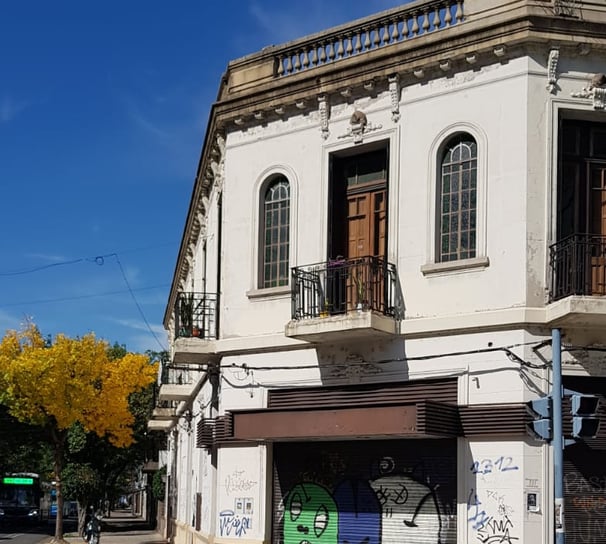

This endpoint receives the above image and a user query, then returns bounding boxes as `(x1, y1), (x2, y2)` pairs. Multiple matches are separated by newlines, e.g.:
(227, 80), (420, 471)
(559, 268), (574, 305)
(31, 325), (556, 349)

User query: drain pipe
(552, 328), (564, 544)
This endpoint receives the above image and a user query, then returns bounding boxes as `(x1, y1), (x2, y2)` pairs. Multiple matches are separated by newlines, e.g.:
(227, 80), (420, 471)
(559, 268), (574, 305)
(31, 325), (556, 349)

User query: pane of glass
(272, 228), (278, 243)
(461, 212), (469, 229)
(441, 236), (449, 253)
(442, 175), (450, 193)
(462, 191), (469, 210)
(470, 212), (476, 229)
(450, 233), (457, 249)
(442, 217), (450, 234)
(280, 226), (288, 242)
(451, 215), (458, 231)
(462, 170), (469, 190)
(452, 174), (459, 192)
(280, 245), (287, 261)
(442, 196), (450, 213)
(470, 189), (476, 208)
(461, 232), (469, 249)
(451, 193), (459, 211)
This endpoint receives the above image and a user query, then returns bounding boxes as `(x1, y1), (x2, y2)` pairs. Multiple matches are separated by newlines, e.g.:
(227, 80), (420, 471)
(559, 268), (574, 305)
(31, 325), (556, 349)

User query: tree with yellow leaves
(0, 324), (157, 543)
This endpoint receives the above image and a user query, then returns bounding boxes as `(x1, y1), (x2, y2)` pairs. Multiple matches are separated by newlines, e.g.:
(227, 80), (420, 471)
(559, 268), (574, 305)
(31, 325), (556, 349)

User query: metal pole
(553, 328), (564, 544)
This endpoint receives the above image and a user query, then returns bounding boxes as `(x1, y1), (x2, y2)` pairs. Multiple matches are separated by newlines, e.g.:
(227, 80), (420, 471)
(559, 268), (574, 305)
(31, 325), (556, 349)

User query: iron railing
(549, 234), (606, 301)
(174, 291), (218, 340)
(291, 256), (403, 320)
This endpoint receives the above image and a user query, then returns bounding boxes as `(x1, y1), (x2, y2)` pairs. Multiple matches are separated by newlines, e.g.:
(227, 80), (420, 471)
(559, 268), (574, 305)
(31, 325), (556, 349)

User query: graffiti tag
(468, 489), (492, 531)
(470, 457), (519, 475)
(219, 510), (252, 538)
(476, 515), (519, 544)
(225, 469), (257, 495)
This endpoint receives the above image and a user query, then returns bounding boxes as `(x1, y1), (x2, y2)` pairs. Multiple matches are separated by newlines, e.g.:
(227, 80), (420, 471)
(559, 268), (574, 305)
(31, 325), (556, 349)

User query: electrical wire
(0, 284), (169, 308)
(0, 243), (175, 277)
(112, 254), (167, 351)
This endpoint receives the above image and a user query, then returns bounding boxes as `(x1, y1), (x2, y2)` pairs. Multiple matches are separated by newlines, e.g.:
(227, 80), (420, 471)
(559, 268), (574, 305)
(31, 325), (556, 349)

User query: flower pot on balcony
(192, 327), (201, 337)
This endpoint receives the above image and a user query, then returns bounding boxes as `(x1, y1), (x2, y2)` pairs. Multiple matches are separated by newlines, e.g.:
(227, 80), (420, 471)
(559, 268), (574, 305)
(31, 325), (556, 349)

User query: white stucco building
(148, 1), (606, 543)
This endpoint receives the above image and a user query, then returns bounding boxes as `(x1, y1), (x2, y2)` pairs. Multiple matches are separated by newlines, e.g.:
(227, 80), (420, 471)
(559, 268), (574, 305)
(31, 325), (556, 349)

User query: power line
(112, 254), (167, 352)
(0, 284), (169, 308)
(0, 242), (175, 277)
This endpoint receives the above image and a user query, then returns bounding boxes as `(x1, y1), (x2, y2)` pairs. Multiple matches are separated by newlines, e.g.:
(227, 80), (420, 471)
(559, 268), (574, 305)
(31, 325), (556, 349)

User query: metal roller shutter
(273, 439), (456, 544)
(563, 377), (606, 544)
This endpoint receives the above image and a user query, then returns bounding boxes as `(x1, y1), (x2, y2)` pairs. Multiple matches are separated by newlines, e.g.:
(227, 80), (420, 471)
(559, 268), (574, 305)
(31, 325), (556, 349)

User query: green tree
(0, 325), (157, 543)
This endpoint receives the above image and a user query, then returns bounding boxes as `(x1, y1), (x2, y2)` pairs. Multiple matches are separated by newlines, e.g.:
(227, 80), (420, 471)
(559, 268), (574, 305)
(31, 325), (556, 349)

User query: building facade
(148, 1), (606, 543)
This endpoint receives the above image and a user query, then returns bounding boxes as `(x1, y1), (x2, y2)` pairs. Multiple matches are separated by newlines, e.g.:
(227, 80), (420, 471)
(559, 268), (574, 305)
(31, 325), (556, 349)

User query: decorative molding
(571, 74), (606, 110)
(493, 45), (506, 58)
(413, 68), (425, 79)
(546, 48), (559, 94)
(318, 94), (330, 140)
(388, 75), (400, 123)
(338, 109), (382, 144)
(466, 54), (477, 65)
(439, 59), (451, 72)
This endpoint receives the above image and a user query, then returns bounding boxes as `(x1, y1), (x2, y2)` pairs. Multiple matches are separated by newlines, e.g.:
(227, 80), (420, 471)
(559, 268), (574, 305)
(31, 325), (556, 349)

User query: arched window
(261, 176), (290, 288)
(438, 134), (477, 262)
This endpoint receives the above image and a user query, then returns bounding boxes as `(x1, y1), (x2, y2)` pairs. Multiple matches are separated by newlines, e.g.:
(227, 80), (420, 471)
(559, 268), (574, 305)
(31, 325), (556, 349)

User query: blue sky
(0, 0), (406, 353)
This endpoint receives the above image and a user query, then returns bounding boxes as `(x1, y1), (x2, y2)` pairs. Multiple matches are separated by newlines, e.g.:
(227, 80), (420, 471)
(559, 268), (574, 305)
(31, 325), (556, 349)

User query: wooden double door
(330, 147), (388, 311)
(559, 120), (606, 295)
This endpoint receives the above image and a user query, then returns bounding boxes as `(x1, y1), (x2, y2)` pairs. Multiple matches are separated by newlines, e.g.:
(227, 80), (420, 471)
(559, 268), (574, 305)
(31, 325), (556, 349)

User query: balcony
(285, 256), (403, 342)
(173, 291), (219, 364)
(157, 364), (198, 402)
(548, 234), (606, 328)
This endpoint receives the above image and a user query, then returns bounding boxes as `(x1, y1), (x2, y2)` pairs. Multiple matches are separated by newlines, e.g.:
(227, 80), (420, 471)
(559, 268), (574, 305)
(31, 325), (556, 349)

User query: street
(0, 520), (77, 544)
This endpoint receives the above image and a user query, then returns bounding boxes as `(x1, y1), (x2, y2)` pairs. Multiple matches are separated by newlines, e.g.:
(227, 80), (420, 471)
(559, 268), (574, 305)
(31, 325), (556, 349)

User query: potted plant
(353, 272), (367, 310)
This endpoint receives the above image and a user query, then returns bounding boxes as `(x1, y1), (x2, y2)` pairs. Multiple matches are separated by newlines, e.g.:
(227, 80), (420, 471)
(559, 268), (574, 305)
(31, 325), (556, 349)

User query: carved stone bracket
(388, 75), (401, 123)
(546, 48), (559, 94)
(571, 74), (606, 110)
(338, 110), (382, 144)
(318, 94), (330, 139)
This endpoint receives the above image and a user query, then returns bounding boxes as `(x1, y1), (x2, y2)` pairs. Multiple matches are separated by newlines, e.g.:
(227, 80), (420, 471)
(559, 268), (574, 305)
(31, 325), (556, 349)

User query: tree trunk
(51, 428), (67, 541)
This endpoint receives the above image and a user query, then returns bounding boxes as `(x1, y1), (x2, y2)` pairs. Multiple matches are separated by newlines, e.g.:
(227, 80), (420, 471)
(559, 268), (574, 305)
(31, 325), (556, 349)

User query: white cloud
(0, 95), (29, 123)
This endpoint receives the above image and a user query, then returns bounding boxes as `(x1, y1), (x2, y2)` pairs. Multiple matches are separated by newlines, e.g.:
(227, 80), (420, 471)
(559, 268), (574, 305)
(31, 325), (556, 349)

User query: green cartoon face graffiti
(283, 483), (338, 544)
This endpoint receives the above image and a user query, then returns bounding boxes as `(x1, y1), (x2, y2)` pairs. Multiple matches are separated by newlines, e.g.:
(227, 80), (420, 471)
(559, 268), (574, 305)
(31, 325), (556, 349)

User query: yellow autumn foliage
(0, 324), (157, 447)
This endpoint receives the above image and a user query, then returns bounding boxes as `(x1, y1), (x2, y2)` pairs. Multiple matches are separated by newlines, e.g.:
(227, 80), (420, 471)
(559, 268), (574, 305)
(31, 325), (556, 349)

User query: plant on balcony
(352, 272), (367, 310)
(178, 294), (194, 337)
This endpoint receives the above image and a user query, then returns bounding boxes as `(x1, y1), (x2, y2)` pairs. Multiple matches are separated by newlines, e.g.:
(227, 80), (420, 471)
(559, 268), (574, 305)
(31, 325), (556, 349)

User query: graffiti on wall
(467, 455), (519, 544)
(225, 468), (258, 496)
(564, 472), (606, 543)
(281, 456), (451, 544)
(219, 498), (254, 538)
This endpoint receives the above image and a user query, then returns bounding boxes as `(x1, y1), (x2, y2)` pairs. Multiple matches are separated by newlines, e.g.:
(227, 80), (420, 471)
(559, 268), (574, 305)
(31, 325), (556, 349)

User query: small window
(438, 134), (477, 262)
(261, 176), (290, 288)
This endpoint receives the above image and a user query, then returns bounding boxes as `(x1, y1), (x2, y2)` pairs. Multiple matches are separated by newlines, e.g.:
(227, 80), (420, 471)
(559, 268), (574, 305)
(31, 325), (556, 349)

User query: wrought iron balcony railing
(549, 234), (606, 302)
(291, 256), (403, 320)
(174, 291), (218, 340)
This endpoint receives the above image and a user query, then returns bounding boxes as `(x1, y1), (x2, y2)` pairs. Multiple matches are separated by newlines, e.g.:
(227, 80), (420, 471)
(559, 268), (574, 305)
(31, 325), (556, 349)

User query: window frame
(261, 175), (291, 289)
(248, 166), (298, 297)
(422, 124), (489, 275)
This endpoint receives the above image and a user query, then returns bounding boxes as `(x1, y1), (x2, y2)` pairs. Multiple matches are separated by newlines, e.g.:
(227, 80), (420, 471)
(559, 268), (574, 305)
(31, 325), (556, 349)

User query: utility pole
(552, 328), (564, 544)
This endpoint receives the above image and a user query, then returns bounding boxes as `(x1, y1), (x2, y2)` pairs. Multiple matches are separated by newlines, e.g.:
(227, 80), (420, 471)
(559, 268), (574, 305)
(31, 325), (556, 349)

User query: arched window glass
(262, 176), (290, 288)
(438, 134), (477, 262)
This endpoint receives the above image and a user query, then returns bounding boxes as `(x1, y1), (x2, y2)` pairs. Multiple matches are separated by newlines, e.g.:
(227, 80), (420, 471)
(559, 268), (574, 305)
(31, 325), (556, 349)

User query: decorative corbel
(571, 73), (606, 110)
(388, 75), (401, 123)
(318, 94), (330, 140)
(546, 48), (560, 94)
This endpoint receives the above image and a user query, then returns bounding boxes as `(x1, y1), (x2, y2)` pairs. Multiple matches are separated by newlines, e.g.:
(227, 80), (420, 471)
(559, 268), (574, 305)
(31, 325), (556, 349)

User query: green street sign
(2, 477), (34, 485)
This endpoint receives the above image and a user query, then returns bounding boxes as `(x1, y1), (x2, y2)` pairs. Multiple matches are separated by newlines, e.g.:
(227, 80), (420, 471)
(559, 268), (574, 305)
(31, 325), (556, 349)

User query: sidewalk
(63, 510), (167, 544)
